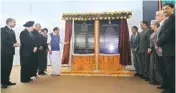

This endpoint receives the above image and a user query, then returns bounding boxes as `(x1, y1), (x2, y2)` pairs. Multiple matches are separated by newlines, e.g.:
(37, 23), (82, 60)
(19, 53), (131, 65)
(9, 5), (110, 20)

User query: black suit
(20, 29), (36, 82)
(31, 30), (44, 75)
(1, 26), (16, 84)
(156, 14), (175, 93)
(38, 35), (48, 73)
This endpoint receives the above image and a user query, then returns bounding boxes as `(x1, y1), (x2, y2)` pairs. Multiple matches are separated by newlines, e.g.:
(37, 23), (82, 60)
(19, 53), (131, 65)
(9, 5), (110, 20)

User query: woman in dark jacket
(148, 20), (160, 85)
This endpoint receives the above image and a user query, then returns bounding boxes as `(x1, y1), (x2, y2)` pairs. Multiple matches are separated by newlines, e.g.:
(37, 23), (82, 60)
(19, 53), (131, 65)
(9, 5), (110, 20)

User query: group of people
(1, 19), (69, 88)
(131, 3), (175, 93)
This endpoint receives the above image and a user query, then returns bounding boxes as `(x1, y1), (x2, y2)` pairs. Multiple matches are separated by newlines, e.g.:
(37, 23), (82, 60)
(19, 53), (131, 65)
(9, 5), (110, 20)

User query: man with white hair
(31, 23), (43, 77)
(154, 10), (167, 90)
(1, 18), (19, 88)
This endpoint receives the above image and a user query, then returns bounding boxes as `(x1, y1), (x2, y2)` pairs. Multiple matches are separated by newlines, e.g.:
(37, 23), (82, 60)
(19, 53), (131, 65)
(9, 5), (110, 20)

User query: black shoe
(140, 75), (145, 79)
(145, 78), (149, 81)
(1, 84), (8, 88)
(157, 85), (164, 89)
(7, 81), (16, 86)
(161, 90), (170, 93)
(134, 73), (139, 76)
(21, 79), (32, 83)
(38, 72), (47, 75)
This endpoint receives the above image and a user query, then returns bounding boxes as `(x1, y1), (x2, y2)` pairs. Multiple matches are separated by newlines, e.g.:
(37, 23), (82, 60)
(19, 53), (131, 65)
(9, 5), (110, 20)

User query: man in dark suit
(137, 21), (153, 81)
(154, 10), (167, 89)
(20, 21), (37, 83)
(38, 28), (48, 75)
(1, 18), (19, 88)
(31, 23), (43, 77)
(156, 3), (175, 93)
(130, 26), (140, 76)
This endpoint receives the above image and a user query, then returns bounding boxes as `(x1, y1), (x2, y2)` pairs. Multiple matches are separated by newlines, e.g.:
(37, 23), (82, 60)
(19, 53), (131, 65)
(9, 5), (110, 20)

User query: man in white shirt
(47, 27), (69, 75)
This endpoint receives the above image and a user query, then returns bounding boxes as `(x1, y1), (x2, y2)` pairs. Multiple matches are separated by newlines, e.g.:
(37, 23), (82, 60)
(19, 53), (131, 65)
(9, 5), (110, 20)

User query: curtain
(62, 20), (72, 64)
(119, 19), (131, 66)
(158, 0), (162, 10)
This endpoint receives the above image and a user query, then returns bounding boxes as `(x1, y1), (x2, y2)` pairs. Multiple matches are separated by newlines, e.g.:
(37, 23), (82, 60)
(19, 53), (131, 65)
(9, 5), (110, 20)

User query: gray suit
(137, 29), (153, 79)
(149, 32), (161, 84)
(130, 32), (140, 75)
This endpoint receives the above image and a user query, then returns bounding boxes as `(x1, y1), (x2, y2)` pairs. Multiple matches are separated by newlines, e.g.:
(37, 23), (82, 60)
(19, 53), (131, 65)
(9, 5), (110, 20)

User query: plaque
(100, 20), (120, 54)
(74, 21), (94, 54)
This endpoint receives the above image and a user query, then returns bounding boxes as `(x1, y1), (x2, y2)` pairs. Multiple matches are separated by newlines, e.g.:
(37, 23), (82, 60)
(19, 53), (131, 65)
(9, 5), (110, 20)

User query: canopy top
(62, 11), (132, 21)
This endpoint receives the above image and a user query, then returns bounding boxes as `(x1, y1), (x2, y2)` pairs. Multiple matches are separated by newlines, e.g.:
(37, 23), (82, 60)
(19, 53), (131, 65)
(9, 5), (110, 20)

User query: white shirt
(159, 18), (167, 26)
(47, 32), (64, 50)
(6, 25), (12, 30)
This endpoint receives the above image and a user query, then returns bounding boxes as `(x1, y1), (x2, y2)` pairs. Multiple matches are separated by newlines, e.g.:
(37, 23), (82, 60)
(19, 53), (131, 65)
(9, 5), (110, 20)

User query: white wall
(0, 0), (143, 65)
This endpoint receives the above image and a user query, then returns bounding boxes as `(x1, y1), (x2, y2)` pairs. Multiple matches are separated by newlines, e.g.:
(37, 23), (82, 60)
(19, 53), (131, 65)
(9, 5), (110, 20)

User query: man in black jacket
(1, 18), (19, 88)
(31, 23), (43, 77)
(156, 3), (175, 93)
(20, 21), (37, 83)
(38, 28), (48, 75)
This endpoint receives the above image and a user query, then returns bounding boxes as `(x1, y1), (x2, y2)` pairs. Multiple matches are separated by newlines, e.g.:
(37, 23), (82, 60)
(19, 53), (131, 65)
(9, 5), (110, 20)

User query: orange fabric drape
(62, 20), (72, 64)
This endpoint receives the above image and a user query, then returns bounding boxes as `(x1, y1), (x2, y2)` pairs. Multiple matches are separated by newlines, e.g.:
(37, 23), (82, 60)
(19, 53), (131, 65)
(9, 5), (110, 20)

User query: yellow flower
(108, 17), (111, 19)
(116, 17), (119, 19)
(112, 17), (115, 20)
(100, 17), (103, 20)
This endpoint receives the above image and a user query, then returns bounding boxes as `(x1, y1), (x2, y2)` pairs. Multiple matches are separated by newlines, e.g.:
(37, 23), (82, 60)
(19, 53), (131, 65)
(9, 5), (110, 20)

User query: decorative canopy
(62, 11), (132, 21)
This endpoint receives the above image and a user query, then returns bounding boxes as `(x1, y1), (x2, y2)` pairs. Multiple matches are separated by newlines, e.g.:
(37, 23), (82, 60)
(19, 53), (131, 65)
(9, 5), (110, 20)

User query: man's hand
(64, 41), (69, 44)
(48, 50), (52, 54)
(155, 45), (158, 50)
(148, 48), (152, 54)
(33, 47), (37, 53)
(39, 46), (43, 50)
(158, 47), (163, 52)
(13, 43), (20, 47)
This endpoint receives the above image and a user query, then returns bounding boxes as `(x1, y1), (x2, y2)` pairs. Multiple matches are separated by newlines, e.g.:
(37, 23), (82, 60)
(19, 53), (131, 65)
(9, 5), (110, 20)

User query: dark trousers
(132, 50), (140, 74)
(138, 53), (147, 76)
(155, 56), (164, 86)
(162, 56), (175, 93)
(33, 50), (42, 75)
(1, 54), (14, 84)
(20, 56), (35, 82)
(38, 50), (48, 73)
(144, 54), (150, 79)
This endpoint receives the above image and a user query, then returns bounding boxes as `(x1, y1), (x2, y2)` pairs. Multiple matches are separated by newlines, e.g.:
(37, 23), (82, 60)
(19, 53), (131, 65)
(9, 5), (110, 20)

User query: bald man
(31, 23), (44, 77)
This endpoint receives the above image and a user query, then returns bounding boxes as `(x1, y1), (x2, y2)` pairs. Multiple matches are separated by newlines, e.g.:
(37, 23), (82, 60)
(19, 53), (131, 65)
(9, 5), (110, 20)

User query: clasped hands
(13, 43), (20, 47)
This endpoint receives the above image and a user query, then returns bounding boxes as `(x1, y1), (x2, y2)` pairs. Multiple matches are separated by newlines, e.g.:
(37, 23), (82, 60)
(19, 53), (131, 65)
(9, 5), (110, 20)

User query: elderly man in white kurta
(47, 27), (69, 75)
